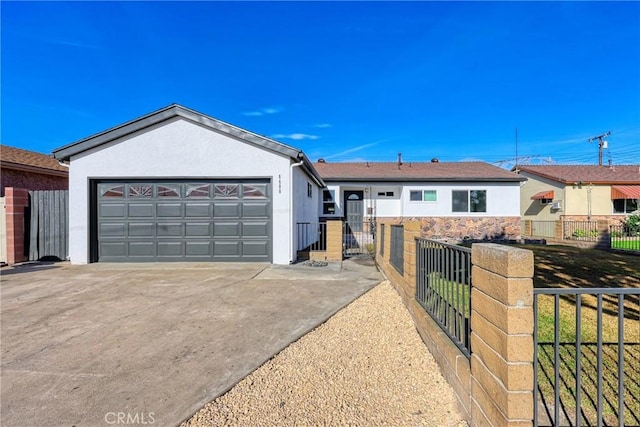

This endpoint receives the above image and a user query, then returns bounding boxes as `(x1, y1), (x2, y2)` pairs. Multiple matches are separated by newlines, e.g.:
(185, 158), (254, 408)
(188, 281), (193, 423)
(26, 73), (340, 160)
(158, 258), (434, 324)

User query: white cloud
(242, 106), (283, 117)
(314, 123), (332, 128)
(271, 133), (320, 141)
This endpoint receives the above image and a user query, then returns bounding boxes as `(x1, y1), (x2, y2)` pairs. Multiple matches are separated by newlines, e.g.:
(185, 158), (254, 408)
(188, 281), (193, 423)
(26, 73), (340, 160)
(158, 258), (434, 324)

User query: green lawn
(514, 244), (640, 426)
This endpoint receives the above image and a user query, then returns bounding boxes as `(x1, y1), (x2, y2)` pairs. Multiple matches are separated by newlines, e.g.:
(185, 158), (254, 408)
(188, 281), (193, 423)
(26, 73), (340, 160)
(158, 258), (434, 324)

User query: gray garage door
(96, 180), (271, 262)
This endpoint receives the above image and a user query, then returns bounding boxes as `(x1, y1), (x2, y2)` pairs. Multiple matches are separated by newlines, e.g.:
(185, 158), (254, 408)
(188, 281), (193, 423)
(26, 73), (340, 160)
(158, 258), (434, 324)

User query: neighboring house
(1, 145), (68, 196)
(52, 104), (324, 265)
(0, 145), (69, 265)
(314, 159), (526, 240)
(515, 164), (640, 222)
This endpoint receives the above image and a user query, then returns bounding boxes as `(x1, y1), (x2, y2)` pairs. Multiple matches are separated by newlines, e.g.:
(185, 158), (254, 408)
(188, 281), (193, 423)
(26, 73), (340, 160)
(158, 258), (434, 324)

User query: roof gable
(51, 104), (323, 186)
(1, 145), (69, 175)
(314, 161), (525, 182)
(516, 164), (640, 185)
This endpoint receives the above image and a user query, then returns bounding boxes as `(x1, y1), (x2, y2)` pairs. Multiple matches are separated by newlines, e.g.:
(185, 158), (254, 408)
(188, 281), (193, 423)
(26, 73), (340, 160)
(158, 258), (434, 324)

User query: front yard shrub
(623, 213), (640, 236)
(572, 228), (598, 238)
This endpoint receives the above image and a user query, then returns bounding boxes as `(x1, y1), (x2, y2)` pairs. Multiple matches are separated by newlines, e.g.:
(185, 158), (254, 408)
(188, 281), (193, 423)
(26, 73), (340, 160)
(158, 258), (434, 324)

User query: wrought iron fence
(343, 219), (374, 257)
(390, 225), (404, 273)
(563, 220), (599, 241)
(533, 287), (640, 427)
(415, 238), (471, 358)
(296, 222), (326, 252)
(610, 224), (640, 252)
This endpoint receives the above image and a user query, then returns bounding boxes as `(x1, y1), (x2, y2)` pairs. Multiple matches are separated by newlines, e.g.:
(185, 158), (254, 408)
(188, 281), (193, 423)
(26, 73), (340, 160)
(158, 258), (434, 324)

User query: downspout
(289, 157), (304, 264)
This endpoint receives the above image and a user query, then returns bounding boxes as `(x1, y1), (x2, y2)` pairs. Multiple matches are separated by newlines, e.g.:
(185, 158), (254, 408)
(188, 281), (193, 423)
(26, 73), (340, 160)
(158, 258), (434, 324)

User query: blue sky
(2, 1), (639, 169)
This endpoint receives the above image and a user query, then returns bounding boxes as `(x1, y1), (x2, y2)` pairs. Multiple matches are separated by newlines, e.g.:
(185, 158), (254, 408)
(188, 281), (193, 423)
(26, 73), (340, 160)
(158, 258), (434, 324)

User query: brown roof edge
(1, 145), (69, 174)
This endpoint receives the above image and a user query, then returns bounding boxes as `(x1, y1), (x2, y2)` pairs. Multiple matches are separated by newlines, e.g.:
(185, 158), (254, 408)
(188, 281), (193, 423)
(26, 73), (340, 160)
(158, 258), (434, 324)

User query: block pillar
(470, 243), (534, 426)
(325, 219), (344, 261)
(554, 220), (563, 240)
(5, 188), (29, 264)
(403, 220), (421, 293)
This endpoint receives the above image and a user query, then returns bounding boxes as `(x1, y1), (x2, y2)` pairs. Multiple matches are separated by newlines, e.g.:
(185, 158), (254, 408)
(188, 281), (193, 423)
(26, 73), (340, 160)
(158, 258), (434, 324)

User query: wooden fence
(28, 190), (69, 261)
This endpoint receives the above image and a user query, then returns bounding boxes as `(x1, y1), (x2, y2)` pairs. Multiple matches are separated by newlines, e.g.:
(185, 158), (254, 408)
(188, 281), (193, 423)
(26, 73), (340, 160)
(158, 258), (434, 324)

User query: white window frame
(409, 189), (437, 202)
(452, 189), (487, 213)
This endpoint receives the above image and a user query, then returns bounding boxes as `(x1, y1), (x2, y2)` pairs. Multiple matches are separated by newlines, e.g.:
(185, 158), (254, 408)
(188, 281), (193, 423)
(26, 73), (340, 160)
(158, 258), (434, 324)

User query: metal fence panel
(415, 238), (471, 357)
(533, 287), (640, 427)
(390, 225), (403, 273)
(296, 222), (326, 252)
(529, 221), (557, 238)
(564, 220), (599, 241)
(344, 218), (374, 257)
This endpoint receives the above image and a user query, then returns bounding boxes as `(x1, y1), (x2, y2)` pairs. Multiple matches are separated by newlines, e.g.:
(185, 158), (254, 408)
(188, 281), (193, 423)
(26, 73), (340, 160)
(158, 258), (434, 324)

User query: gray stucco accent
(52, 104), (325, 187)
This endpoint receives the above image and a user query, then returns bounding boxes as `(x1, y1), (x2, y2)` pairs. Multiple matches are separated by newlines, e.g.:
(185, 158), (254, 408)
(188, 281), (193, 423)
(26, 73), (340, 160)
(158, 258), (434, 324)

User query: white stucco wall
(291, 165), (321, 258)
(401, 182), (521, 217)
(322, 182), (521, 218)
(67, 117), (301, 264)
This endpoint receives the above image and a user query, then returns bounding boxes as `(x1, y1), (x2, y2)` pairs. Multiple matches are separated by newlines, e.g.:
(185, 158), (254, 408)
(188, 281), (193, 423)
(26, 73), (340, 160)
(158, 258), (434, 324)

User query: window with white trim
(410, 190), (437, 202)
(613, 198), (639, 214)
(322, 190), (336, 215)
(452, 190), (486, 213)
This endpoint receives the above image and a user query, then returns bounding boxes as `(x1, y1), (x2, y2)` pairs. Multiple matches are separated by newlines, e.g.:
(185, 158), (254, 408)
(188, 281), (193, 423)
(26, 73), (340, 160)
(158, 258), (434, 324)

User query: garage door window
(215, 184), (239, 198)
(158, 184), (180, 198)
(101, 184), (124, 198)
(186, 184), (210, 198)
(129, 185), (152, 197)
(243, 184), (267, 198)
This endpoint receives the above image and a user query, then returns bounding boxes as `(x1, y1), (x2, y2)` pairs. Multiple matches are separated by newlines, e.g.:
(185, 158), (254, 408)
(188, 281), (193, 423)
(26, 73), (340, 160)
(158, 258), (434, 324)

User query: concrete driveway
(1, 258), (383, 427)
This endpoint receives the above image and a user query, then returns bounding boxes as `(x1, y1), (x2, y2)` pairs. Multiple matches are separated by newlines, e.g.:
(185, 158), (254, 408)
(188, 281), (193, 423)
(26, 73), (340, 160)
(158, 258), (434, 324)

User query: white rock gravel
(182, 281), (469, 427)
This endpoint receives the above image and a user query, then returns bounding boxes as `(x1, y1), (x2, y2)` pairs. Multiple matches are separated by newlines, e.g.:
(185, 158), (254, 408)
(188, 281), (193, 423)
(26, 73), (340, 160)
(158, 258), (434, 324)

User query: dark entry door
(344, 191), (364, 232)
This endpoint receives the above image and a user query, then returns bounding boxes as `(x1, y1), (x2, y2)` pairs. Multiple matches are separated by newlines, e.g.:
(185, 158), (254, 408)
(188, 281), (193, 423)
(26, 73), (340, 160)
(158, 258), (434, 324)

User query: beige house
(515, 164), (640, 222)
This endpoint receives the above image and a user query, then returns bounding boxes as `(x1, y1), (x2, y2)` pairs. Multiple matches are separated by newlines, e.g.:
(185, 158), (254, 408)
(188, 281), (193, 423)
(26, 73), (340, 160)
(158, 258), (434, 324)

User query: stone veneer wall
(375, 219), (535, 426)
(377, 216), (522, 241)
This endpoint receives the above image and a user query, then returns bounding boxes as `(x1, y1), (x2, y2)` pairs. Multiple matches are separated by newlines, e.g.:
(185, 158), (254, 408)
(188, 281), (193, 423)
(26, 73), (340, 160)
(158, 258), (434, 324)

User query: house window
(323, 190), (336, 215)
(540, 198), (553, 205)
(410, 190), (437, 202)
(307, 182), (312, 198)
(613, 198), (639, 214)
(452, 190), (486, 213)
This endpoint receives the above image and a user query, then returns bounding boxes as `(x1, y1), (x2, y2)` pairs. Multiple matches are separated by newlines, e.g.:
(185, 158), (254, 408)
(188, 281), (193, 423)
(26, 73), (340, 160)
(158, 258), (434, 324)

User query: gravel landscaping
(182, 281), (468, 427)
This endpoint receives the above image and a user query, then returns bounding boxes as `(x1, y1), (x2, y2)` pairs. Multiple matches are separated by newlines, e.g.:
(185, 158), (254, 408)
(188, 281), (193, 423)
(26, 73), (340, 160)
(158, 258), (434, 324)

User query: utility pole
(588, 131), (611, 166)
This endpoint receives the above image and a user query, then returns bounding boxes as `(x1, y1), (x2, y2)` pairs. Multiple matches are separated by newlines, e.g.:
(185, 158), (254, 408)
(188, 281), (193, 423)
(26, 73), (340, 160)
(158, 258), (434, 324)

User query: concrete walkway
(1, 258), (383, 427)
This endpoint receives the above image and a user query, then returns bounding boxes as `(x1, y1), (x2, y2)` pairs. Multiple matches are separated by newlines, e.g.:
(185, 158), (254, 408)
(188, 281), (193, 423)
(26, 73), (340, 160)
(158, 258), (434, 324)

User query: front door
(344, 191), (364, 232)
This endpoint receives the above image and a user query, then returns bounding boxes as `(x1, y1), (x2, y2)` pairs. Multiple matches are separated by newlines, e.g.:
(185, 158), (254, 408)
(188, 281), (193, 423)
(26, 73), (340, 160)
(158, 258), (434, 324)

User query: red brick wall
(1, 169), (67, 196)
(5, 188), (29, 264)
